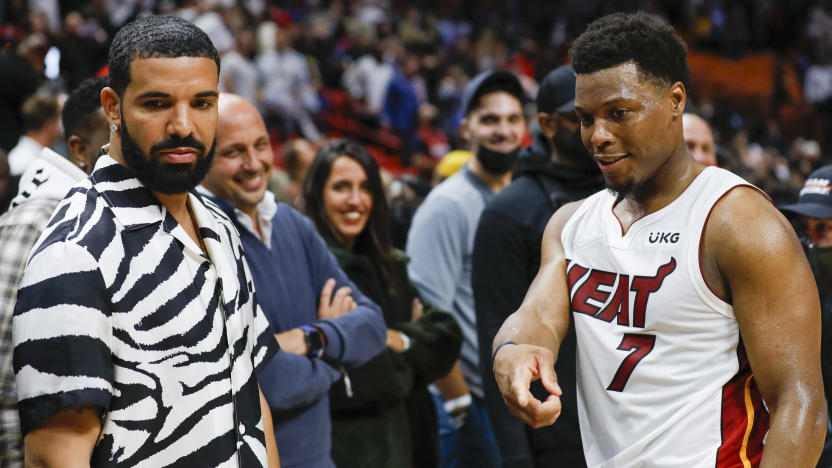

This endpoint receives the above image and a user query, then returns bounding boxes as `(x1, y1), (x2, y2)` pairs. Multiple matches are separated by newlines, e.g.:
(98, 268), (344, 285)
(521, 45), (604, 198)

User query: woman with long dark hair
(304, 140), (462, 468)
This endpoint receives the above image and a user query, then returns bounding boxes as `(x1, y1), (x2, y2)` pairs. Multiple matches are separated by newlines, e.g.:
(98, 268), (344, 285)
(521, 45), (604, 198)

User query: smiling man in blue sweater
(200, 93), (386, 468)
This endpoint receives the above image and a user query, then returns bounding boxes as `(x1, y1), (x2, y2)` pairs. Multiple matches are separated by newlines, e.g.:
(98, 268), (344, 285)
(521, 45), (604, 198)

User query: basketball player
(491, 12), (825, 467)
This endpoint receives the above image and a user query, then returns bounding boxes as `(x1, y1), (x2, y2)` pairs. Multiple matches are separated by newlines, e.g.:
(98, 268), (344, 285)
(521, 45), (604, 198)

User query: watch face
(304, 326), (323, 357)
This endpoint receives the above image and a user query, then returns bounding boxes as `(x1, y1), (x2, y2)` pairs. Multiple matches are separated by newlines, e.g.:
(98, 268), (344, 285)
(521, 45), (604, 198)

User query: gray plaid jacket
(0, 198), (58, 468)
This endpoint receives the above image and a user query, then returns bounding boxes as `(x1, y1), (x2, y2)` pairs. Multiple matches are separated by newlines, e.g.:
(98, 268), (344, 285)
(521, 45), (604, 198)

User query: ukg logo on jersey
(647, 232), (680, 244)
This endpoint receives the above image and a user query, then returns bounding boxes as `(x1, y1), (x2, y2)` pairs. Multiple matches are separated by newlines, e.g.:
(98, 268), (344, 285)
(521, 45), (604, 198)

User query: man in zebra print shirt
(12, 16), (280, 467)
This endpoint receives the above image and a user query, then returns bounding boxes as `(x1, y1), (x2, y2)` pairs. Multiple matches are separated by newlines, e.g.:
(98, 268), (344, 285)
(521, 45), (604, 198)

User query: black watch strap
(300, 324), (324, 358)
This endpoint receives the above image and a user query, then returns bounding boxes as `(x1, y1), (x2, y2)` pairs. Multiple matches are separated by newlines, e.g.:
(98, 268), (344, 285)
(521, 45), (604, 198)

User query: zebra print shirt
(12, 155), (279, 467)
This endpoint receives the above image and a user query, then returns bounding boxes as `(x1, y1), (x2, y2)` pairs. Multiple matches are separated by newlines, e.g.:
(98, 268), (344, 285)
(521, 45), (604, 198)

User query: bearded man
(12, 15), (280, 467)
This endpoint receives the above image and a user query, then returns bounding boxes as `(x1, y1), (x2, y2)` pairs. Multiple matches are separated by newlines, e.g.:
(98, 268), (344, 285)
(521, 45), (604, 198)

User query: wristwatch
(299, 324), (325, 358)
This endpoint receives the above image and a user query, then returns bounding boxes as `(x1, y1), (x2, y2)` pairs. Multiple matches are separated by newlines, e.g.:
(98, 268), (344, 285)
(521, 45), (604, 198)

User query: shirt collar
(89, 153), (167, 230)
(196, 186), (278, 248)
(90, 151), (211, 235)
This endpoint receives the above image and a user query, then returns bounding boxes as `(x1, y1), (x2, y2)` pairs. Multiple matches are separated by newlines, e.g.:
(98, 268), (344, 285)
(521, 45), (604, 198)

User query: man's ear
(459, 117), (470, 143)
(668, 81), (686, 118)
(100, 87), (121, 127)
(537, 112), (557, 140)
(67, 135), (86, 163)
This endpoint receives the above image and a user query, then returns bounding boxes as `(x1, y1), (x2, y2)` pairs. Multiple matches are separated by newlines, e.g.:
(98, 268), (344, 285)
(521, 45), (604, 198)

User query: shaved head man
(202, 93), (385, 468)
(203, 94), (274, 224)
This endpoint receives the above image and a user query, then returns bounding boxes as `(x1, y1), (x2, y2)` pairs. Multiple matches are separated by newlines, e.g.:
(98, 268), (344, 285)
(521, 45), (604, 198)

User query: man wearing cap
(406, 70), (528, 468)
(781, 166), (832, 467)
(471, 64), (603, 468)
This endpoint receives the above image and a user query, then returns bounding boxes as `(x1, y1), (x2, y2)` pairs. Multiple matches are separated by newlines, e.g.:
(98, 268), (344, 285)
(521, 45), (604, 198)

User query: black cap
(460, 70), (526, 117)
(780, 165), (832, 219)
(537, 64), (576, 114)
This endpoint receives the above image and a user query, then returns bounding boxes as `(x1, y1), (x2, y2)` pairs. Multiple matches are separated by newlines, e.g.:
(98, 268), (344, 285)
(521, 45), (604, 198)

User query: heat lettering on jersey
(567, 257), (677, 328)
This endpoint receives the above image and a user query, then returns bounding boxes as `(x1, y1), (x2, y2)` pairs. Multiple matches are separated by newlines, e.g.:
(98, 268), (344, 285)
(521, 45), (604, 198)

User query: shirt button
(239, 423), (245, 435)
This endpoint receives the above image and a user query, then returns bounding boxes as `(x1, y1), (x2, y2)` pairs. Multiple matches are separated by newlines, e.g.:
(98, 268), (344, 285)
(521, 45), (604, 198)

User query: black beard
(605, 179), (636, 201)
(120, 115), (215, 195)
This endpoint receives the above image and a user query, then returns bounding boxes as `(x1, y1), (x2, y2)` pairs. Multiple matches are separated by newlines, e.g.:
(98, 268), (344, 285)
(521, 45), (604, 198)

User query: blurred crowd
(1, 0), (832, 211)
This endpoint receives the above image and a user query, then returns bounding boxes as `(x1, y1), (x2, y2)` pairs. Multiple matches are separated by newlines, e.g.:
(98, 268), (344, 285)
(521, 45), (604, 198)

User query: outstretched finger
(509, 368), (535, 408)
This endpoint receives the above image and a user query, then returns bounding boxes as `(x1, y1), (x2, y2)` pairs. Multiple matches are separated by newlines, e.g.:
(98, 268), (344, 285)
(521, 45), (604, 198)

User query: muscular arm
(706, 187), (825, 466)
(23, 405), (102, 467)
(491, 202), (581, 428)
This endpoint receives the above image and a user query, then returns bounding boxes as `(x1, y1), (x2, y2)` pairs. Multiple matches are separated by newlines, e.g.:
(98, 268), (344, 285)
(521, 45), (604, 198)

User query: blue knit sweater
(209, 196), (386, 468)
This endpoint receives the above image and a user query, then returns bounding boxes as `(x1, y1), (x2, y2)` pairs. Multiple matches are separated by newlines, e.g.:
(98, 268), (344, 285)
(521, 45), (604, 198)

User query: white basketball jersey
(561, 167), (769, 467)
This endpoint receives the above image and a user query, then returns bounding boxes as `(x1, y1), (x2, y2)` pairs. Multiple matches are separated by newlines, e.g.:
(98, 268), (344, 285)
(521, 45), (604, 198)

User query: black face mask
(476, 145), (519, 175)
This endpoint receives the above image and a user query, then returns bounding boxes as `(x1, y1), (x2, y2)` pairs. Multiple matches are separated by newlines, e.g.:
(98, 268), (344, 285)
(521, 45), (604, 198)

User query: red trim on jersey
(611, 199), (627, 237)
(697, 184), (770, 304)
(716, 342), (769, 468)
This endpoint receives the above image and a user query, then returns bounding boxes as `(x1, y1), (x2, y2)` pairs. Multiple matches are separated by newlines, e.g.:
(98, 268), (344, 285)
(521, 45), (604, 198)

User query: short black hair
(62, 75), (108, 142)
(107, 15), (220, 97)
(21, 95), (60, 132)
(570, 12), (690, 91)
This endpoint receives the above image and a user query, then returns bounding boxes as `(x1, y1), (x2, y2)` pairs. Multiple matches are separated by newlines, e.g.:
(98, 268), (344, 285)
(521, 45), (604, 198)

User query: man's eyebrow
(136, 91), (170, 99)
(135, 90), (219, 99)
(574, 96), (629, 111)
(477, 110), (521, 118)
(601, 96), (629, 106)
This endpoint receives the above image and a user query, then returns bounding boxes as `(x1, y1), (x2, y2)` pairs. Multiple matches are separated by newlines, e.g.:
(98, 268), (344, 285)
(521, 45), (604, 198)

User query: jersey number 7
(607, 334), (656, 392)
